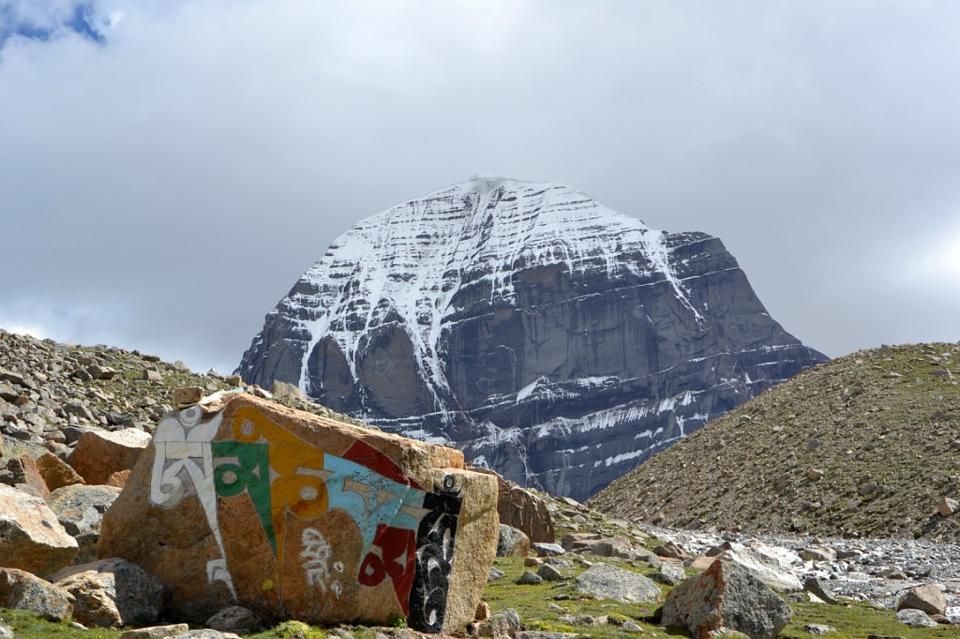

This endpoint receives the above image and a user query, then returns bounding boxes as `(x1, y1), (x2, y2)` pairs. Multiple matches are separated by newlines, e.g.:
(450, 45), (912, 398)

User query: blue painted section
(324, 453), (427, 549)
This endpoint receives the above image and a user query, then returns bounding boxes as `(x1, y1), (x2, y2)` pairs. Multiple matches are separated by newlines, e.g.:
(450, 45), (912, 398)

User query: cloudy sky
(2, 0), (958, 373)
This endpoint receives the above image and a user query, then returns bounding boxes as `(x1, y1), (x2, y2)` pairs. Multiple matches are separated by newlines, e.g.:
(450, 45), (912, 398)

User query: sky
(1, 0), (959, 374)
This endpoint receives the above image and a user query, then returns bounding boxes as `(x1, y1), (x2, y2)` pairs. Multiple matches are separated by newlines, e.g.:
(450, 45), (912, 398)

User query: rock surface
(896, 583), (946, 616)
(99, 393), (498, 633)
(68, 427), (151, 485)
(46, 484), (121, 563)
(662, 559), (792, 639)
(237, 177), (825, 500)
(53, 557), (164, 628)
(497, 525), (530, 558)
(0, 484), (78, 576)
(0, 567), (74, 621)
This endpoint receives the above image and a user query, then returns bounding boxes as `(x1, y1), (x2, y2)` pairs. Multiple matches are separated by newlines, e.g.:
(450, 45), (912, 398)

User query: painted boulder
(98, 393), (498, 634)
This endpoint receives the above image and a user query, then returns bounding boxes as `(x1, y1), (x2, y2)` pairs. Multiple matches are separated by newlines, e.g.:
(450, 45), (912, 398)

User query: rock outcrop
(99, 392), (498, 633)
(237, 177), (825, 500)
(0, 483), (78, 577)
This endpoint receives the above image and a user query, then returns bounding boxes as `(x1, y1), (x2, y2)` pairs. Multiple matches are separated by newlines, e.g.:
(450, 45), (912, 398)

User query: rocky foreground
(591, 343), (960, 542)
(0, 329), (959, 638)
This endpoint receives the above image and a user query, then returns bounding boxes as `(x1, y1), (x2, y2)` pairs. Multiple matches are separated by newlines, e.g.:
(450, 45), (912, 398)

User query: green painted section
(212, 440), (277, 554)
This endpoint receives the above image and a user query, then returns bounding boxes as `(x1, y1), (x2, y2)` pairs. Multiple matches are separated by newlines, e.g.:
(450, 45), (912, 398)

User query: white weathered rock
(574, 563), (661, 604)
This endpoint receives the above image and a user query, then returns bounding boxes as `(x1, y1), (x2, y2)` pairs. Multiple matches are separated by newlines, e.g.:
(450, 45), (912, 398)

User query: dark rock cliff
(238, 177), (826, 500)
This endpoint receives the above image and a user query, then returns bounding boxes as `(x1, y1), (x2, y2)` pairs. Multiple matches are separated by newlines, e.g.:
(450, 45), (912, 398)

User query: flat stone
(205, 605), (262, 633)
(575, 563), (661, 604)
(0, 484), (78, 577)
(99, 393), (498, 634)
(896, 608), (937, 628)
(120, 624), (191, 639)
(532, 542), (565, 557)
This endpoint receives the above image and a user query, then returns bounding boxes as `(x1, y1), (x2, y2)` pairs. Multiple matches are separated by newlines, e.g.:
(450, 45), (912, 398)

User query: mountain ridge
(238, 177), (827, 499)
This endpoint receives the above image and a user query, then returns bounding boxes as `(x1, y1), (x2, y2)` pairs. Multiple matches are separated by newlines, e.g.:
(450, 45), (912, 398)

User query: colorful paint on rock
(147, 399), (465, 631)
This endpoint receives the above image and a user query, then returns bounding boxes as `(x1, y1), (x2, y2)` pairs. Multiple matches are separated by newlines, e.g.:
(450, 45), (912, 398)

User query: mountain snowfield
(238, 176), (826, 499)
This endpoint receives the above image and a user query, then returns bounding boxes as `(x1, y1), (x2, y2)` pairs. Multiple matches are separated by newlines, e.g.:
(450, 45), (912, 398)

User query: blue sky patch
(0, 1), (107, 49)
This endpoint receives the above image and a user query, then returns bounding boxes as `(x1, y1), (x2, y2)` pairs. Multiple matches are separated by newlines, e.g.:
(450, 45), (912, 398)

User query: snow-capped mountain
(237, 176), (826, 499)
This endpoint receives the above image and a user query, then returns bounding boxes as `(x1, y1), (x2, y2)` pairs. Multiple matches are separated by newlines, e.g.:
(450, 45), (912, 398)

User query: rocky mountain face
(590, 343), (960, 542)
(237, 176), (826, 500)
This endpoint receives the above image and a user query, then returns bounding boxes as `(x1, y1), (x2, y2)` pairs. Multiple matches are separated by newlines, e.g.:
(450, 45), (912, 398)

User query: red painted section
(357, 524), (418, 616)
(344, 440), (422, 489)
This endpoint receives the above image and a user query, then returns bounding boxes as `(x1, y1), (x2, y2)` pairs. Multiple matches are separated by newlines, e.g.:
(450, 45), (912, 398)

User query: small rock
(488, 567), (505, 582)
(0, 623), (11, 638)
(937, 496), (958, 517)
(270, 380), (306, 402)
(142, 369), (163, 383)
(622, 620), (643, 632)
(516, 570), (543, 585)
(205, 606), (262, 634)
(800, 547), (836, 562)
(497, 524), (531, 557)
(805, 624), (836, 635)
(523, 557), (543, 567)
(803, 577), (837, 605)
(47, 484), (121, 563)
(881, 567), (908, 580)
(120, 624), (191, 639)
(653, 541), (686, 559)
(35, 452), (85, 491)
(537, 564), (563, 582)
(651, 562), (686, 586)
(806, 468), (824, 481)
(224, 375), (243, 387)
(895, 608), (937, 628)
(476, 608), (521, 639)
(532, 542), (565, 557)
(88, 365), (118, 381)
(476, 601), (491, 621)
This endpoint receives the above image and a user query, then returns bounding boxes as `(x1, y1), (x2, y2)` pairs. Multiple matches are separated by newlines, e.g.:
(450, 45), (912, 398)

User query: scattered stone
(67, 427), (151, 485)
(662, 559), (792, 639)
(497, 524), (531, 557)
(0, 484), (78, 576)
(706, 542), (803, 592)
(653, 541), (686, 559)
(517, 633), (578, 639)
(88, 365), (119, 381)
(896, 583), (946, 616)
(476, 600), (491, 621)
(806, 468), (824, 481)
(142, 369), (163, 383)
(880, 567), (908, 580)
(802, 577), (837, 605)
(895, 608), (937, 628)
(805, 624), (836, 635)
(536, 564), (564, 582)
(516, 571), (543, 585)
(170, 631), (242, 639)
(0, 567), (74, 621)
(270, 380), (306, 402)
(119, 624), (190, 639)
(800, 547), (836, 562)
(937, 496), (958, 517)
(651, 562), (686, 586)
(53, 558), (164, 628)
(532, 542), (565, 557)
(488, 567), (506, 582)
(575, 563), (661, 604)
(4, 454), (49, 498)
(523, 557), (543, 567)
(205, 605), (262, 634)
(47, 484), (121, 563)
(224, 375), (243, 387)
(622, 620), (643, 632)
(0, 623), (11, 638)
(476, 608), (521, 639)
(35, 452), (85, 491)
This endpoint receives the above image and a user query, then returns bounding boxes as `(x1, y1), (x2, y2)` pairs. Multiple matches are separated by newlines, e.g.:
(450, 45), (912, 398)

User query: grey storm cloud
(1, 0), (958, 373)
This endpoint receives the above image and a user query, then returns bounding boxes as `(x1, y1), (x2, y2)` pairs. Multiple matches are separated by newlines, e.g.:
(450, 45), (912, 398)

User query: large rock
(495, 476), (555, 543)
(236, 177), (826, 500)
(99, 393), (498, 634)
(693, 541), (803, 592)
(54, 558), (164, 628)
(896, 583), (946, 616)
(68, 427), (152, 485)
(497, 524), (530, 557)
(47, 484), (121, 563)
(662, 559), (792, 639)
(0, 567), (74, 621)
(574, 563), (661, 604)
(0, 484), (78, 576)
